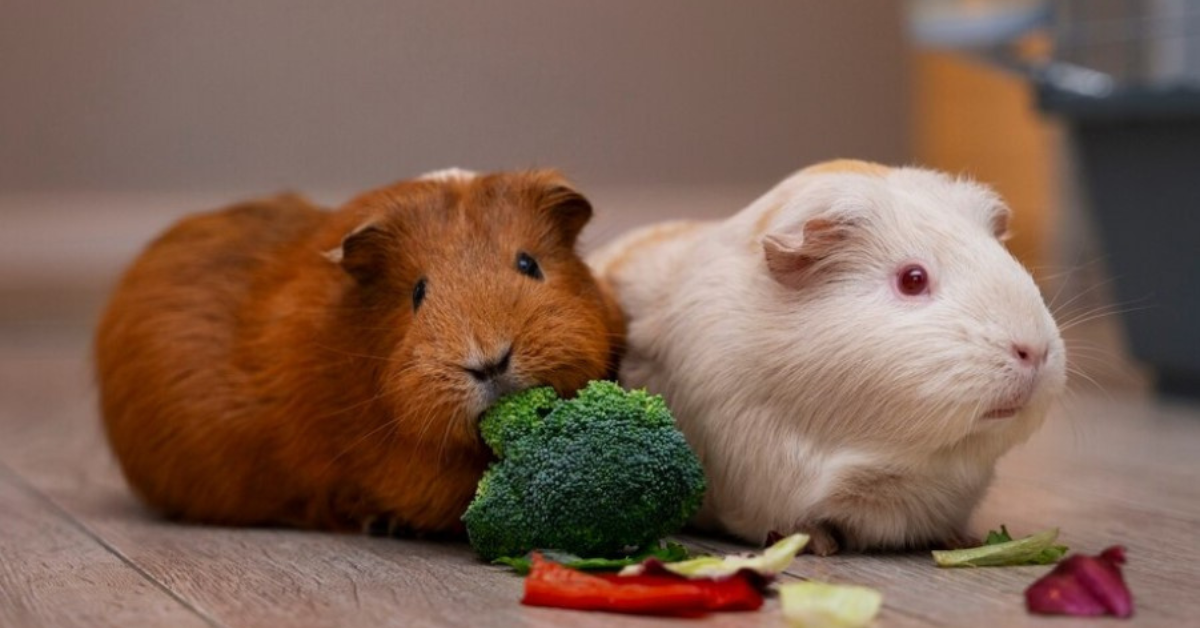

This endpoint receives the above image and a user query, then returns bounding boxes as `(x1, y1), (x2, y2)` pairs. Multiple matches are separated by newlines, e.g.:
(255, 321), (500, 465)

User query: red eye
(897, 264), (929, 296)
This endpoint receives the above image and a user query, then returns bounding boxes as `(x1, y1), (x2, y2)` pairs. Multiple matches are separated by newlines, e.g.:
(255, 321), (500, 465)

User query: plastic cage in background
(910, 0), (1200, 398)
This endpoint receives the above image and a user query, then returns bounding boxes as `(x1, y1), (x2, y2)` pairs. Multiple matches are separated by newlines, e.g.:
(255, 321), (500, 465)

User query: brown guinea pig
(95, 168), (624, 535)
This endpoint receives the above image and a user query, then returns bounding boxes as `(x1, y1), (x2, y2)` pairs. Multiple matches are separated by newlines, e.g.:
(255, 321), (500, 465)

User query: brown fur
(94, 171), (623, 534)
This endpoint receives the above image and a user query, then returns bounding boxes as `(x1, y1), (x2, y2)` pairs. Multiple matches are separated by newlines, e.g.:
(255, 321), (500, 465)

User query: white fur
(418, 167), (477, 182)
(590, 164), (1066, 551)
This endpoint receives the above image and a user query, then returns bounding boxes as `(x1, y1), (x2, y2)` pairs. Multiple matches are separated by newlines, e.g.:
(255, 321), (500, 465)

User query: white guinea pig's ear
(989, 203), (1013, 241)
(762, 214), (861, 288)
(324, 220), (389, 284)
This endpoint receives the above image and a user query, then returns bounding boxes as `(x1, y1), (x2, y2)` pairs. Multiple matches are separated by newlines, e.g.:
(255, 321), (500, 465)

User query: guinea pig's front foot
(362, 514), (466, 542)
(363, 513), (433, 540)
(772, 521), (841, 556)
(363, 514), (412, 538)
(934, 531), (981, 551)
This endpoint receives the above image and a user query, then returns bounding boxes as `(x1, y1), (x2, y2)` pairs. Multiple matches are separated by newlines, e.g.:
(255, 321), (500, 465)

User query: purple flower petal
(1026, 545), (1134, 618)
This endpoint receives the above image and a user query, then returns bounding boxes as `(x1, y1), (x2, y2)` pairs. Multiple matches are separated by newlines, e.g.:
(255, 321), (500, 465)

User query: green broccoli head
(478, 385), (561, 458)
(463, 380), (707, 561)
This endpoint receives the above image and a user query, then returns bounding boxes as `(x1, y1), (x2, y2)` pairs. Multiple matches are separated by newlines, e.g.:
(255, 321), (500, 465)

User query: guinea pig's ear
(537, 182), (593, 245)
(988, 203), (1013, 241)
(762, 213), (861, 288)
(324, 221), (389, 284)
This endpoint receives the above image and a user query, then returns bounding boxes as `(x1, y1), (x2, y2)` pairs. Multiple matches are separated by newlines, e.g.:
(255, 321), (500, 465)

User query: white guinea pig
(589, 160), (1066, 554)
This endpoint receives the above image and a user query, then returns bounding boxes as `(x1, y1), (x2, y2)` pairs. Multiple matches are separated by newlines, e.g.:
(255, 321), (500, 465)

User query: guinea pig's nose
(466, 347), (513, 382)
(1012, 342), (1048, 368)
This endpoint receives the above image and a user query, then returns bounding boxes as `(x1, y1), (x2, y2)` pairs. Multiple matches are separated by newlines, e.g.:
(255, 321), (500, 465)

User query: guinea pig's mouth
(981, 391), (1032, 420)
(470, 375), (530, 422)
(980, 378), (1039, 420)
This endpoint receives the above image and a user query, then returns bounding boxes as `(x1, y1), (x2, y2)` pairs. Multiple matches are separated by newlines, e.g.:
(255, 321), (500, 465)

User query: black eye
(516, 252), (543, 280)
(412, 278), (427, 311)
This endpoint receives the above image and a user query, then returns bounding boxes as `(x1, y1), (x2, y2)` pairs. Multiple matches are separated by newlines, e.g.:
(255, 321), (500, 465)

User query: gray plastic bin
(1038, 85), (1200, 397)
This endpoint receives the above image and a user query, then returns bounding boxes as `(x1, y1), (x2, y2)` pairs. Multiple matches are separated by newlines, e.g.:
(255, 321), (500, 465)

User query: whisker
(313, 389), (391, 421)
(331, 414), (403, 463)
(1029, 257), (1107, 286)
(1058, 303), (1153, 334)
(1050, 273), (1122, 320)
(1044, 247), (1093, 311)
(311, 342), (414, 365)
(414, 404), (446, 451)
(1065, 365), (1112, 402)
(1054, 388), (1089, 450)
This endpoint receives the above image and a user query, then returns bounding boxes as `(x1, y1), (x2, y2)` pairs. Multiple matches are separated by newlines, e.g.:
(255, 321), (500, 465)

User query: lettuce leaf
(933, 527), (1067, 568)
(781, 581), (883, 628)
(978, 524), (1068, 565)
(621, 533), (808, 579)
(983, 525), (1015, 545)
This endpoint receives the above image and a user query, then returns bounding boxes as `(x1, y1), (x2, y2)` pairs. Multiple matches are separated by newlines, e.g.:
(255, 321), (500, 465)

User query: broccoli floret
(478, 385), (561, 458)
(463, 380), (707, 561)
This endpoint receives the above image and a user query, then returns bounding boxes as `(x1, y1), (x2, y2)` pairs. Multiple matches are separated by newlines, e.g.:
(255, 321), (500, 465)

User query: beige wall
(1, 1), (909, 193)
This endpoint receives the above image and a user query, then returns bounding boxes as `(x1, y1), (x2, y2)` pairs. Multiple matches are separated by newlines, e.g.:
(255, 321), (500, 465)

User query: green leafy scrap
(493, 542), (691, 575)
(781, 581), (883, 628)
(985, 525), (1069, 564)
(622, 533), (809, 579)
(983, 525), (1015, 545)
(933, 526), (1068, 568)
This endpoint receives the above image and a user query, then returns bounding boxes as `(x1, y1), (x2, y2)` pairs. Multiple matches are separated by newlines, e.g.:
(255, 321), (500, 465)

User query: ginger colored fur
(95, 170), (622, 533)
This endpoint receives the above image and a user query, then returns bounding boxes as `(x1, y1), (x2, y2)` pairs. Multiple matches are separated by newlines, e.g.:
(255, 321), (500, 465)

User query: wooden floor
(0, 337), (1197, 627)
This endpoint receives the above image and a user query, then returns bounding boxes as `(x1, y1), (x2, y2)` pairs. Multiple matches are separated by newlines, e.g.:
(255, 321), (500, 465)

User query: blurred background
(1, 0), (1196, 397)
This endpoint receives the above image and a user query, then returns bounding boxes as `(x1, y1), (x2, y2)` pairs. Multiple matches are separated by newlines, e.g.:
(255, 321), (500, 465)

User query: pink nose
(1012, 343), (1047, 368)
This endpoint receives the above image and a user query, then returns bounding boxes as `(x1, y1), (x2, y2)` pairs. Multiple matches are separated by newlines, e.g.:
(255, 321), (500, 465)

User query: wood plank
(974, 479), (1198, 623)
(12, 468), (803, 627)
(15, 474), (799, 627)
(2, 354), (1199, 626)
(0, 359), (539, 627)
(0, 464), (213, 628)
(677, 392), (1200, 627)
(0, 357), (781, 627)
(996, 395), (1200, 519)
(682, 469), (1198, 626)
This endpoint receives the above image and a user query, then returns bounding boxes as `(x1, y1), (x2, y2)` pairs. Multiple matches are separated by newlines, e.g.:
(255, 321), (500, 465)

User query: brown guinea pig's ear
(537, 181), (593, 245)
(762, 211), (864, 289)
(324, 221), (389, 284)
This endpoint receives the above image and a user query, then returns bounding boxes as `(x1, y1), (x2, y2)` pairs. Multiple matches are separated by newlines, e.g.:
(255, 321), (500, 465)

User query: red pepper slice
(522, 554), (763, 616)
(597, 573), (763, 612)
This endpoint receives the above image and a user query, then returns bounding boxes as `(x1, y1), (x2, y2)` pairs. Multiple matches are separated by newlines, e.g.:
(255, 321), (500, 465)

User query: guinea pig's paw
(787, 521), (841, 556)
(362, 514), (466, 541)
(934, 531), (982, 551)
(362, 513), (416, 539)
(362, 514), (389, 536)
